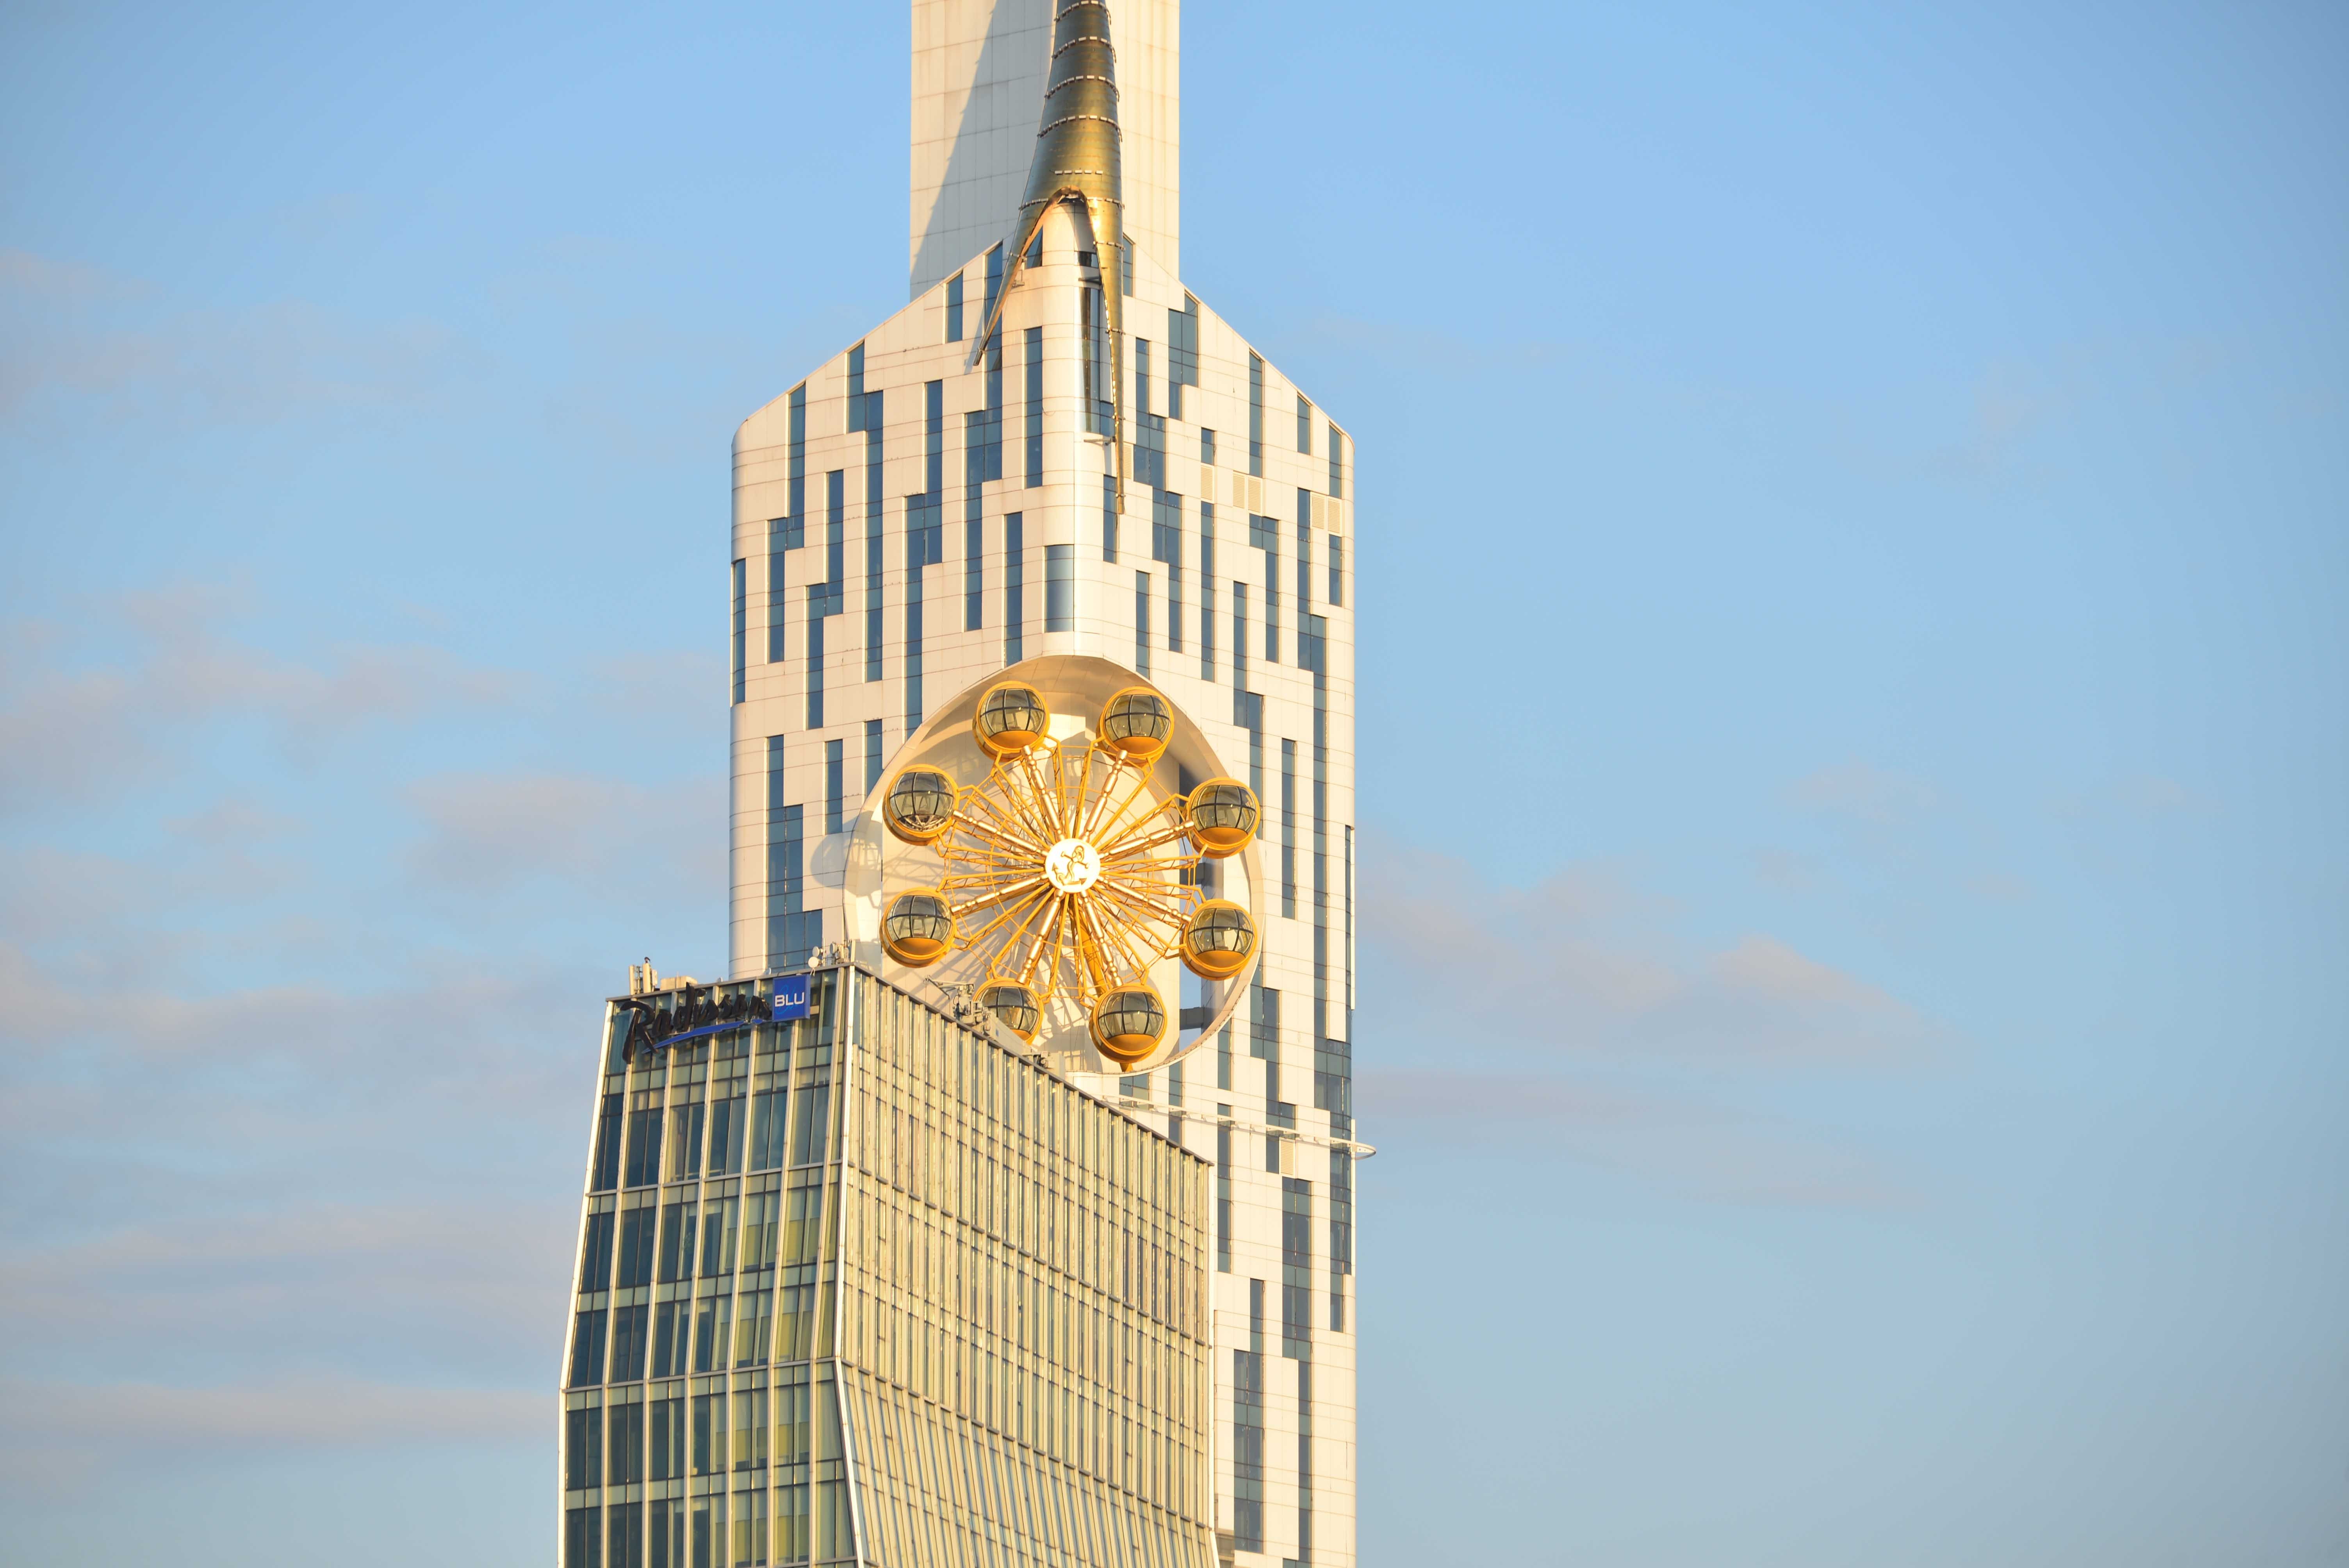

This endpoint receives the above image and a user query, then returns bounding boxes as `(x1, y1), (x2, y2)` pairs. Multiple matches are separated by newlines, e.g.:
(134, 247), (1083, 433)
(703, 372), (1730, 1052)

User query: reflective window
(1281, 739), (1298, 917)
(616, 1205), (655, 1288)
(1167, 295), (1199, 421)
(1024, 326), (1044, 486)
(1134, 571), (1150, 675)
(611, 1305), (648, 1380)
(1247, 352), (1264, 476)
(1044, 544), (1073, 632)
(729, 558), (746, 704)
(579, 1210), (615, 1292)
(1004, 512), (1025, 663)
(823, 741), (844, 836)
(569, 1309), (608, 1388)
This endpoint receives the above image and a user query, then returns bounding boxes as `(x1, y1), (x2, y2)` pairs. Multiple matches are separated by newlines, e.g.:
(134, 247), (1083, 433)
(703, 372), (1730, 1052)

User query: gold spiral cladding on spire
(975, 0), (1130, 501)
(1013, 0), (1123, 260)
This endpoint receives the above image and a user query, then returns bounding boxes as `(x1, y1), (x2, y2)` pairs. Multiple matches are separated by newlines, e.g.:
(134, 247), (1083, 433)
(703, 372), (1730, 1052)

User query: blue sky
(2, 1), (2343, 1563)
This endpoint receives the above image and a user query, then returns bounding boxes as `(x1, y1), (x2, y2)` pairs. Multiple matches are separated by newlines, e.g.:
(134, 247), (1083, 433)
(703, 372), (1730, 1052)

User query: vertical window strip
(1081, 284), (1110, 436)
(807, 469), (845, 729)
(1249, 515), (1281, 665)
(1280, 739), (1297, 918)
(1215, 1117), (1232, 1271)
(1199, 502), (1217, 681)
(1152, 489), (1183, 652)
(905, 379), (945, 737)
(824, 741), (844, 836)
(1167, 295), (1199, 422)
(964, 375), (987, 632)
(766, 538), (788, 664)
(788, 385), (808, 533)
(964, 514), (984, 632)
(1327, 422), (1344, 500)
(769, 383), (807, 664)
(1232, 583), (1249, 689)
(1044, 544), (1073, 633)
(1329, 1149), (1353, 1330)
(730, 559), (747, 704)
(766, 779), (816, 972)
(1023, 326), (1044, 487)
(1101, 473), (1118, 561)
(1134, 572), (1150, 676)
(863, 391), (885, 683)
(945, 270), (964, 342)
(1296, 499), (1313, 612)
(1004, 513), (1025, 663)
(1296, 394), (1312, 454)
(863, 719), (883, 796)
(1246, 353), (1264, 476)
(1344, 823), (1356, 1015)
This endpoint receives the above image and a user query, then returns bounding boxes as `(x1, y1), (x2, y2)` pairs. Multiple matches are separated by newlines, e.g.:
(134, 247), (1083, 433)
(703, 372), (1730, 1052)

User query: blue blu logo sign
(771, 973), (813, 1021)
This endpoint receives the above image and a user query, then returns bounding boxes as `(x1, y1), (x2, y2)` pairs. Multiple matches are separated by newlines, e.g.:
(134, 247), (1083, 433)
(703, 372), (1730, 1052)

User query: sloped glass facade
(563, 966), (1215, 1568)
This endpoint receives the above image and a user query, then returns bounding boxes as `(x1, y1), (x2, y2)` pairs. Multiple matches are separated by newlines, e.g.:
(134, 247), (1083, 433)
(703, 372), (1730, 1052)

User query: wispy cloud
(5, 1374), (540, 1446)
(1358, 1068), (1919, 1211)
(0, 247), (486, 428)
(1294, 310), (1577, 374)
(0, 1374), (542, 1493)
(0, 1205), (571, 1371)
(1790, 761), (1941, 827)
(0, 586), (517, 811)
(402, 771), (726, 903)
(1360, 833), (1942, 1065)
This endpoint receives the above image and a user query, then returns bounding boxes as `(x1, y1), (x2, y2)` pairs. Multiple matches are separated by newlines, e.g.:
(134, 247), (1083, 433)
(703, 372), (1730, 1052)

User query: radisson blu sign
(619, 974), (811, 1058)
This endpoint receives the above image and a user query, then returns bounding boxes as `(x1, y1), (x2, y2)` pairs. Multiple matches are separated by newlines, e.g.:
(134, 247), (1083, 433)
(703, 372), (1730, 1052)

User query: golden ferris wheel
(852, 660), (1263, 1069)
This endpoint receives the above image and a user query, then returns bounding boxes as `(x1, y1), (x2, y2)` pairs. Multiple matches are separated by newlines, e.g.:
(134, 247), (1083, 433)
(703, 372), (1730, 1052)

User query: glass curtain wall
(563, 968), (1215, 1568)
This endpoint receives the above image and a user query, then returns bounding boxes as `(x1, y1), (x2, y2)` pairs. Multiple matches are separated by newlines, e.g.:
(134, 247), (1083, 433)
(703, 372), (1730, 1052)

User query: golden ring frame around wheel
(848, 655), (1264, 1071)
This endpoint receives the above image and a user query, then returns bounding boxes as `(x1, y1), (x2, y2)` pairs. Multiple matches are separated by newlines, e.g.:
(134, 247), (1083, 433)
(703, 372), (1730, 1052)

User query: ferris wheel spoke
(1093, 771), (1186, 865)
(946, 874), (1050, 922)
(989, 887), (1060, 975)
(1084, 894), (1163, 979)
(1096, 805), (1188, 860)
(1017, 896), (1069, 990)
(1080, 752), (1152, 843)
(1094, 855), (1207, 884)
(957, 883), (1052, 951)
(995, 755), (1062, 845)
(1086, 762), (1169, 840)
(1098, 817), (1194, 861)
(1070, 898), (1128, 992)
(959, 791), (1048, 856)
(1090, 889), (1167, 975)
(951, 814), (1042, 860)
(939, 847), (1038, 880)
(1092, 880), (1190, 942)
(1033, 748), (1079, 840)
(1094, 874), (1191, 916)
(940, 843), (1040, 876)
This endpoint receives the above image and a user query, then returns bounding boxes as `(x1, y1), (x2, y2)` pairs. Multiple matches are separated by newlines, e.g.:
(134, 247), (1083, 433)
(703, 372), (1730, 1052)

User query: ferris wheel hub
(1043, 837), (1103, 893)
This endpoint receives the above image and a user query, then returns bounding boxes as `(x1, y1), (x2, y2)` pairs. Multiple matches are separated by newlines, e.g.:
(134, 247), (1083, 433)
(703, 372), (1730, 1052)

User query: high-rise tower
(565, 4), (1360, 1563)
